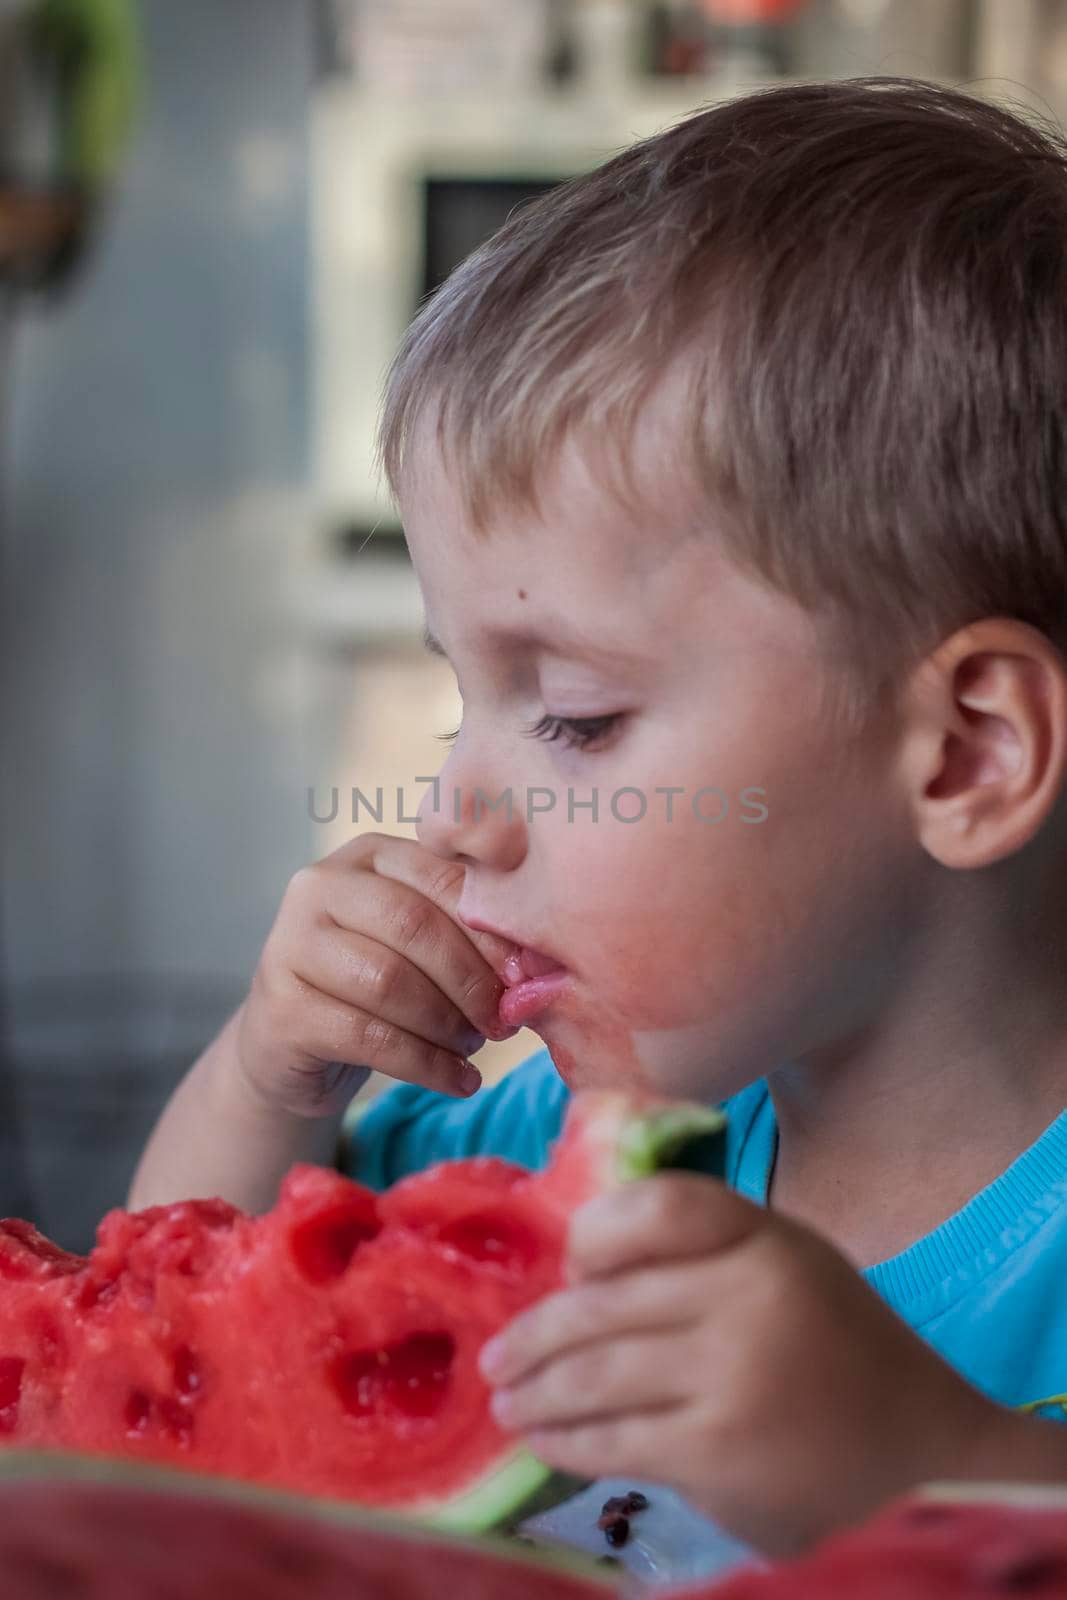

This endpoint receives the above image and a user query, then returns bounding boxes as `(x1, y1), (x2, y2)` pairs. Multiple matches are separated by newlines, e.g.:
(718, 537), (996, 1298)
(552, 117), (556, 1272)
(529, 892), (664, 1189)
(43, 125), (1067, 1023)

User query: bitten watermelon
(0, 1450), (615, 1600)
(0, 1090), (724, 1533)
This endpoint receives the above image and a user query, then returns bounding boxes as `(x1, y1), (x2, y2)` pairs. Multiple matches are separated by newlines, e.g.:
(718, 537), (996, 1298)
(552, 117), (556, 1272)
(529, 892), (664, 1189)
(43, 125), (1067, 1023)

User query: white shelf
(310, 72), (783, 532)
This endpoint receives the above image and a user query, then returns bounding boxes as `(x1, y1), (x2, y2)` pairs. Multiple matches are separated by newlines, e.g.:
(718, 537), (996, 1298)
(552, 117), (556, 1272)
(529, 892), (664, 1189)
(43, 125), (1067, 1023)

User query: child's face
(404, 396), (918, 1100)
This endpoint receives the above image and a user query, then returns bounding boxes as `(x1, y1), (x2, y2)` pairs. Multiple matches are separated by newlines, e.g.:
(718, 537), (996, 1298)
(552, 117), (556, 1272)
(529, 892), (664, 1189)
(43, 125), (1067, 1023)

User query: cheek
(545, 808), (777, 1030)
(541, 762), (901, 1045)
(529, 816), (705, 1090)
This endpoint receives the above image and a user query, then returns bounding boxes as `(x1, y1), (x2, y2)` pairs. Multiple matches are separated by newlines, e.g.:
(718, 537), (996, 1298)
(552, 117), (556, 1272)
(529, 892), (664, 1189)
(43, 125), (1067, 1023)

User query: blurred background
(0, 0), (1063, 1249)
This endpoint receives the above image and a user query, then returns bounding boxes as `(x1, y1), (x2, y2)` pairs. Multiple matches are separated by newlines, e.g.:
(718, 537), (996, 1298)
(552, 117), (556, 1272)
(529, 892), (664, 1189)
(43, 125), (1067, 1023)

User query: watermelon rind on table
(0, 1447), (622, 1600)
(660, 1483), (1067, 1600)
(0, 1092), (726, 1538)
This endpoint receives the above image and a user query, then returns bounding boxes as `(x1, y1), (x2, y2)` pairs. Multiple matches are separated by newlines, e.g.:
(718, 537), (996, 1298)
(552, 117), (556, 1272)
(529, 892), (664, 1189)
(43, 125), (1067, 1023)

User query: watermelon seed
(601, 1491), (649, 1516)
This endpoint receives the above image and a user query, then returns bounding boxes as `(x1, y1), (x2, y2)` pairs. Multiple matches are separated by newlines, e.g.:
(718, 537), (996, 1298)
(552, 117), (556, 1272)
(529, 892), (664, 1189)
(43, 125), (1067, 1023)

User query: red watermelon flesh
(0, 1451), (615, 1600)
(668, 1492), (1067, 1599)
(0, 1090), (724, 1531)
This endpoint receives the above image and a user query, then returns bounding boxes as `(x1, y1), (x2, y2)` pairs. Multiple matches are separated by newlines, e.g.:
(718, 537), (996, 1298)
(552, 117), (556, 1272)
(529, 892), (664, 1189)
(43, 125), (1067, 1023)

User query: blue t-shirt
(343, 1047), (1067, 1416)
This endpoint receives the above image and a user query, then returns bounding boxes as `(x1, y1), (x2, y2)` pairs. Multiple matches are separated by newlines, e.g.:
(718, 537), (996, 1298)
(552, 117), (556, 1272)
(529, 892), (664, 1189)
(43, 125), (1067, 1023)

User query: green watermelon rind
(0, 1447), (617, 1588)
(417, 1448), (586, 1534)
(616, 1104), (727, 1182)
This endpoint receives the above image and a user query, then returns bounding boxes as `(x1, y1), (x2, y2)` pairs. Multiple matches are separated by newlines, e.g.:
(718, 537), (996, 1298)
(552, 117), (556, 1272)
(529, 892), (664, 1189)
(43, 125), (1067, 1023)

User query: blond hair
(377, 77), (1067, 725)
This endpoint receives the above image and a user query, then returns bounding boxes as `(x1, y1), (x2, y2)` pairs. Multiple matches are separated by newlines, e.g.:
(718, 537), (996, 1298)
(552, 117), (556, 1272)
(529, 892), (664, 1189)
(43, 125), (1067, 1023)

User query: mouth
(458, 913), (572, 1031)
(498, 945), (570, 1030)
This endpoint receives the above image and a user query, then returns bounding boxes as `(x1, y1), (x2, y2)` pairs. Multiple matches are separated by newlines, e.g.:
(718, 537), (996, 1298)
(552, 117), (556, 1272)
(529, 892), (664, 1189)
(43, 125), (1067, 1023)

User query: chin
(537, 1021), (653, 1095)
(544, 1044), (598, 1091)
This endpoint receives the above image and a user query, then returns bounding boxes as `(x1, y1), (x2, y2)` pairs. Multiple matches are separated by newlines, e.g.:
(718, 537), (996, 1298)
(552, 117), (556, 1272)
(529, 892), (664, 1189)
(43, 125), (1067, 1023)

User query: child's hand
(479, 1175), (1010, 1556)
(233, 833), (518, 1118)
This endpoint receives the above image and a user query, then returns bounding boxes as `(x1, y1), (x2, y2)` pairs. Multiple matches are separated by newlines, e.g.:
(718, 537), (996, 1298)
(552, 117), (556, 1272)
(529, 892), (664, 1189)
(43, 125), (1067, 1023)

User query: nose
(416, 753), (527, 872)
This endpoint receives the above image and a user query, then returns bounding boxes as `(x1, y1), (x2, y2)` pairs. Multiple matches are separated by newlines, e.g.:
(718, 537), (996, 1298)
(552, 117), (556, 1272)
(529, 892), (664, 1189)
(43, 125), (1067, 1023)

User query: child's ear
(898, 619), (1067, 869)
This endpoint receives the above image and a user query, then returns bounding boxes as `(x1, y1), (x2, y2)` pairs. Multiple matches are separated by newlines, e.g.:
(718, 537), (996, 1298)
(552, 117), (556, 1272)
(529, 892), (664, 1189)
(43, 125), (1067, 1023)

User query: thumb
(567, 1171), (767, 1280)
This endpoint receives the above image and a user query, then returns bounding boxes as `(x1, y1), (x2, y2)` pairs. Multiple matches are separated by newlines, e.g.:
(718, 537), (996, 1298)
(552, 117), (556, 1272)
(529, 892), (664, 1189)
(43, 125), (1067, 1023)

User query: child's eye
(522, 713), (621, 751)
(435, 714), (622, 751)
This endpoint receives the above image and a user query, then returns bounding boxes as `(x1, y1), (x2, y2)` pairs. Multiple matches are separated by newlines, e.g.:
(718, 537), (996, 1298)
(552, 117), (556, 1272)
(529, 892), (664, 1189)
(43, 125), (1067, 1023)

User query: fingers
(242, 830), (528, 1113)
(296, 835), (516, 1040)
(324, 833), (518, 975)
(480, 1263), (707, 1387)
(278, 969), (482, 1100)
(525, 1409), (680, 1485)
(568, 1174), (765, 1281)
(296, 923), (490, 1064)
(490, 1331), (694, 1431)
(480, 1182), (766, 1391)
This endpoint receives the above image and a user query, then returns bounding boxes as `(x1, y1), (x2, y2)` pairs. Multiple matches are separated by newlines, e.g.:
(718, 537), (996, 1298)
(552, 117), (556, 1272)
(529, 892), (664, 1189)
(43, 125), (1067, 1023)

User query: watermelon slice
(0, 1090), (724, 1534)
(0, 1459), (1066, 1600)
(0, 1449), (615, 1600)
(667, 1488), (1067, 1599)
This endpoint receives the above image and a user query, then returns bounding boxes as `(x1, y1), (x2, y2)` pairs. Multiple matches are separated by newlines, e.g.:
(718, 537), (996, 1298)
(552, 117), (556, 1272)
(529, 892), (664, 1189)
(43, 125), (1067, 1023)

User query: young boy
(130, 77), (1067, 1557)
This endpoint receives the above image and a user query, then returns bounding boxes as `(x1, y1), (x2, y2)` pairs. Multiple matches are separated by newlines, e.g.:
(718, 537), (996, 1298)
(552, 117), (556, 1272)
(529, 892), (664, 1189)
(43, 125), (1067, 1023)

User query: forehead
(401, 441), (828, 702)
(399, 361), (709, 582)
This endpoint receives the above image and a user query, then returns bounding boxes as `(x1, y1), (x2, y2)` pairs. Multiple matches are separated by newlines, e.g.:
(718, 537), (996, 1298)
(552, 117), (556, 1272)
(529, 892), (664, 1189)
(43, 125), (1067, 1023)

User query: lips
(501, 947), (567, 986)
(497, 945), (570, 1030)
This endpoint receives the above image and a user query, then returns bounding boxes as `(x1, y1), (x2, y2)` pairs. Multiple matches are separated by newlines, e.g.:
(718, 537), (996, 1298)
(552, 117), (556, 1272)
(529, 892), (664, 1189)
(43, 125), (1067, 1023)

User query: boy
(130, 78), (1067, 1556)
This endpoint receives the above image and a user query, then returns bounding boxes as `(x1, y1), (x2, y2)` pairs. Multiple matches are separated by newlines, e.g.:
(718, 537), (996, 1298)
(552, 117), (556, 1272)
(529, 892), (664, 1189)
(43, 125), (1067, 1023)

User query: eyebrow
(421, 621), (648, 670)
